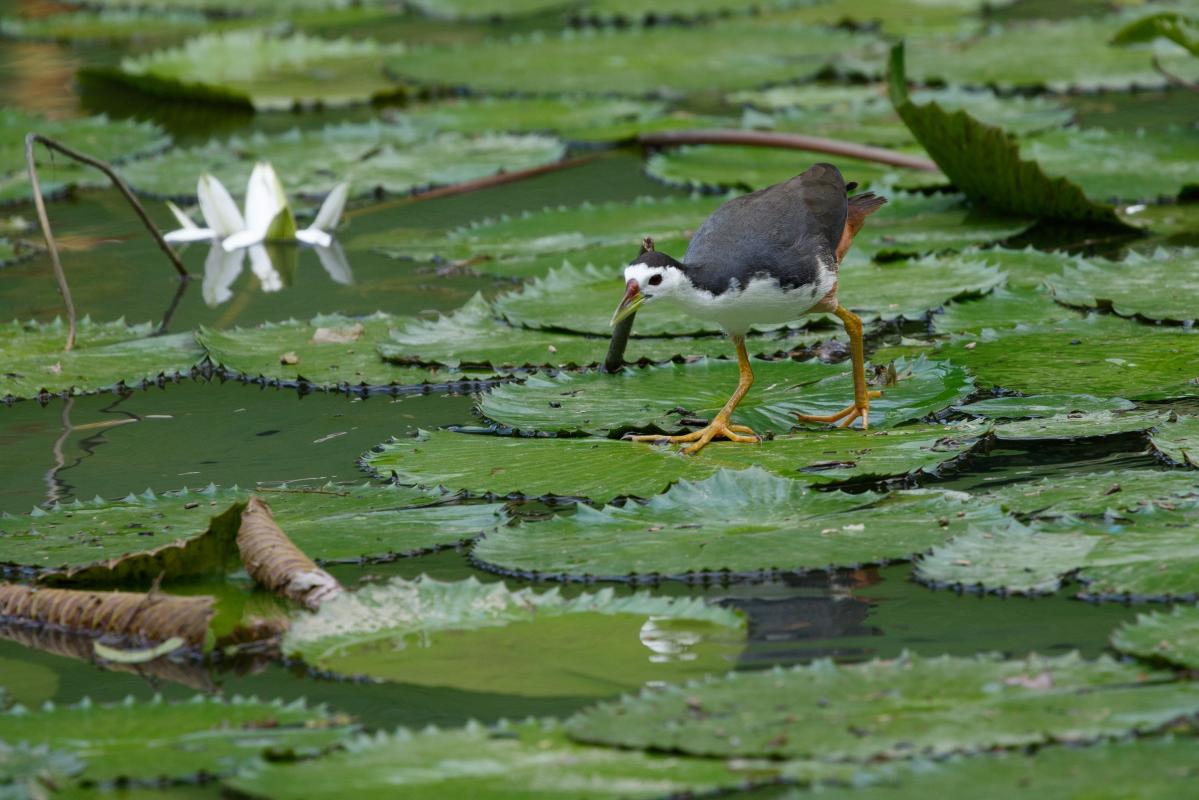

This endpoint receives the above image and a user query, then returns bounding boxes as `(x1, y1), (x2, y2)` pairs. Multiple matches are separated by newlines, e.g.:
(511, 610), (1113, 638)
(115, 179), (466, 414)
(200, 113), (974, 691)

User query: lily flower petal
(294, 228), (333, 248)
(197, 174), (246, 239)
(310, 182), (349, 234)
(221, 227), (266, 252)
(241, 162), (297, 245)
(163, 201), (217, 243)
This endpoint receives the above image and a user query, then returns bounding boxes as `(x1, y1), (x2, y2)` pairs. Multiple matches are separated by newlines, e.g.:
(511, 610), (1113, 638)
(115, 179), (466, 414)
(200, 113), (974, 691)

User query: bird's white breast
(668, 266), (837, 336)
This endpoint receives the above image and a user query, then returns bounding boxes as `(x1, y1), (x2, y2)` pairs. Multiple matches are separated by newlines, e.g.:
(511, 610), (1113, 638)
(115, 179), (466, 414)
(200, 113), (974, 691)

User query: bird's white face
(610, 262), (689, 325)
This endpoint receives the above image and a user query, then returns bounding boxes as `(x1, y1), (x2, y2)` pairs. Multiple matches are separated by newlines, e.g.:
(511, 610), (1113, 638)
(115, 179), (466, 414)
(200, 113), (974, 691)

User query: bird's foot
(624, 419), (759, 455)
(795, 390), (883, 430)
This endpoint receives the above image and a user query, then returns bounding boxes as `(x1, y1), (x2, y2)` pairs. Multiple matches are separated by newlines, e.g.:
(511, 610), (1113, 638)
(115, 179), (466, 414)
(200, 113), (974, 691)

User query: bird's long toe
(796, 391), (882, 430)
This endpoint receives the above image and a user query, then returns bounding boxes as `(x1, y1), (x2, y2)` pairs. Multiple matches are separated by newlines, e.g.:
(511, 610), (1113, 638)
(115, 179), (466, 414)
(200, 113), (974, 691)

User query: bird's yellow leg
(625, 335), (760, 455)
(795, 305), (882, 430)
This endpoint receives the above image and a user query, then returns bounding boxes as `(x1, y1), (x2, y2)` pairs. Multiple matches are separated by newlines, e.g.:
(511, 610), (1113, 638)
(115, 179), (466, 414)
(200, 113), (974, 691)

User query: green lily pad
(955, 394), (1136, 418)
(1021, 128), (1199, 204)
(0, 695), (355, 785)
(888, 43), (1128, 226)
(1113, 606), (1199, 670)
(565, 651), (1199, 759)
(197, 314), (479, 390)
(391, 96), (721, 142)
(374, 194), (724, 264)
(645, 146), (948, 194)
(843, 192), (1032, 261)
(759, 738), (1199, 799)
(780, 0), (1011, 37)
(361, 423), (988, 502)
(284, 576), (744, 696)
(479, 357), (972, 436)
(933, 286), (1080, 334)
(903, 14), (1199, 91)
(0, 318), (204, 400)
(405, 0), (576, 19)
(970, 246), (1092, 290)
(0, 742), (83, 800)
(227, 719), (793, 800)
(936, 315), (1199, 401)
(120, 123), (565, 202)
(385, 22), (876, 97)
(839, 251), (1006, 317)
(472, 468), (1008, 580)
(0, 9), (218, 43)
(378, 295), (815, 370)
(93, 30), (405, 110)
(917, 499), (1199, 598)
(979, 469), (1199, 519)
(1149, 414), (1199, 468)
(1048, 248), (1199, 323)
(1113, 10), (1199, 56)
(991, 410), (1168, 441)
(462, 237), (695, 281)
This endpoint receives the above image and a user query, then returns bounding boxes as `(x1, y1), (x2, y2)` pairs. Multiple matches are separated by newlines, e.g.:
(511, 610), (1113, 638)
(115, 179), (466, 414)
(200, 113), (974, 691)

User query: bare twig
(1153, 56), (1199, 93)
(24, 135), (189, 351)
(638, 129), (940, 172)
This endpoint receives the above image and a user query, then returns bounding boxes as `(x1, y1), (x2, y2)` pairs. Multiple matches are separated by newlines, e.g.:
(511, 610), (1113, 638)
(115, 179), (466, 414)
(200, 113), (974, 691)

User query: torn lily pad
(378, 295), (812, 370)
(565, 651), (1199, 760)
(472, 468), (1008, 580)
(889, 43), (1129, 226)
(374, 194), (723, 264)
(0, 318), (203, 400)
(93, 30), (404, 110)
(1048, 248), (1199, 324)
(120, 122), (565, 202)
(955, 394), (1136, 419)
(0, 695), (356, 785)
(283, 576), (744, 696)
(991, 410), (1168, 442)
(385, 22), (875, 97)
(1150, 414), (1199, 468)
(479, 357), (971, 436)
(228, 719), (794, 800)
(937, 315), (1199, 401)
(1113, 606), (1199, 670)
(361, 423), (987, 502)
(198, 313), (478, 390)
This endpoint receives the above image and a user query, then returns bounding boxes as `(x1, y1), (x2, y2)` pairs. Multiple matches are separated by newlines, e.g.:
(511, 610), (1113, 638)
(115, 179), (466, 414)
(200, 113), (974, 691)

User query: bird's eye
(647, 274), (663, 286)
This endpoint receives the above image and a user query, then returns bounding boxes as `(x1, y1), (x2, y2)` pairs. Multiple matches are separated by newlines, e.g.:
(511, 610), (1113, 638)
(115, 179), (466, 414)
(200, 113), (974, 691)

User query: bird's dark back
(682, 163), (848, 294)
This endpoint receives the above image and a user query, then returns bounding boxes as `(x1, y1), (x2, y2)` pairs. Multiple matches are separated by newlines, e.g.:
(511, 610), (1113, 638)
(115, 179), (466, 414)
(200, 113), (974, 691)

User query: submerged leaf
(472, 468), (1008, 580)
(361, 423), (988, 502)
(479, 357), (972, 436)
(0, 318), (203, 400)
(1113, 606), (1199, 670)
(284, 576), (744, 696)
(566, 652), (1199, 759)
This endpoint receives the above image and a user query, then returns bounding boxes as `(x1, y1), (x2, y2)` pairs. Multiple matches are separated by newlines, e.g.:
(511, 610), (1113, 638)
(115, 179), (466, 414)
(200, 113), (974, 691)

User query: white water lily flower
(163, 173), (247, 244)
(296, 182), (349, 248)
(223, 162), (296, 252)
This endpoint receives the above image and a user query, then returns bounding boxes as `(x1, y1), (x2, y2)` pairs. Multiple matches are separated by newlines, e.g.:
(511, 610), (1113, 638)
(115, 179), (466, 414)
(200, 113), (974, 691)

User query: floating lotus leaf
(377, 295), (814, 369)
(991, 410), (1169, 441)
(93, 30), (405, 110)
(198, 313), (479, 389)
(780, 0), (1012, 37)
(843, 193), (1032, 261)
(1113, 11), (1199, 56)
(838, 251), (1005, 318)
(361, 423), (987, 502)
(1021, 128), (1199, 203)
(0, 318), (204, 400)
(120, 123), (565, 202)
(0, 239), (29, 268)
(59, 0), (387, 9)
(479, 357), (971, 436)
(0, 742), (83, 799)
(760, 738), (1199, 799)
(1113, 606), (1199, 670)
(385, 22), (876, 97)
(0, 695), (355, 784)
(1048, 248), (1199, 323)
(977, 470), (1199, 517)
(565, 651), (1199, 759)
(969, 246), (1091, 290)
(390, 96), (716, 142)
(889, 43), (1128, 226)
(0, 10), (216, 42)
(462, 237), (695, 280)
(917, 500), (1199, 598)
(227, 719), (797, 800)
(472, 468), (1008, 580)
(375, 194), (724, 264)
(933, 286), (1079, 334)
(936, 315), (1199, 401)
(405, 0), (577, 19)
(284, 576), (744, 696)
(1150, 414), (1199, 468)
(955, 394), (1136, 418)
(903, 14), (1199, 91)
(645, 146), (948, 194)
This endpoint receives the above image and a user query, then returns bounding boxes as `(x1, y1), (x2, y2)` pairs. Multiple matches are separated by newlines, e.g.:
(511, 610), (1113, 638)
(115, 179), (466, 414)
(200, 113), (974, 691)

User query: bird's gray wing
(682, 163), (848, 294)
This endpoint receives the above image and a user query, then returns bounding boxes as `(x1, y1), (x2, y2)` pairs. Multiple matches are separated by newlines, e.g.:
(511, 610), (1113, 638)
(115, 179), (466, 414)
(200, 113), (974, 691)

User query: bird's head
(610, 249), (686, 326)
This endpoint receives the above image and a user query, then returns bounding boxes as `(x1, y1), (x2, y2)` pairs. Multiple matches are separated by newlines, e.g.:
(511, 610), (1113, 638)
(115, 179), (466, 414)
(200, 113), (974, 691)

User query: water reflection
(200, 241), (352, 308)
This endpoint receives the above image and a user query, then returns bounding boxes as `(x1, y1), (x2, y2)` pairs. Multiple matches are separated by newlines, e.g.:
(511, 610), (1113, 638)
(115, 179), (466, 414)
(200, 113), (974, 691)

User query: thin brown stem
(638, 129), (940, 172)
(25, 135), (77, 351)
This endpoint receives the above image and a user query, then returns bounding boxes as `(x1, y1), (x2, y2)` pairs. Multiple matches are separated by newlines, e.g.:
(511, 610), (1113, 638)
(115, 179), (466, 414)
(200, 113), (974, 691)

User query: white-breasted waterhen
(610, 163), (887, 455)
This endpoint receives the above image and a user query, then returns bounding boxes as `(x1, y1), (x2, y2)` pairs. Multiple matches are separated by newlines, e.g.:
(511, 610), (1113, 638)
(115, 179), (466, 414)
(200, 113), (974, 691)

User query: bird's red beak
(610, 279), (644, 326)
